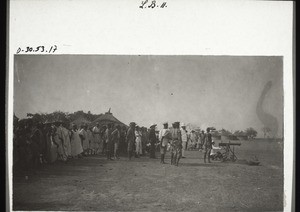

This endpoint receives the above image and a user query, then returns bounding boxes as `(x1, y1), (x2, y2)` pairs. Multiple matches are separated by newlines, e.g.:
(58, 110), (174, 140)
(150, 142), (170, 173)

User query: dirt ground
(13, 140), (283, 211)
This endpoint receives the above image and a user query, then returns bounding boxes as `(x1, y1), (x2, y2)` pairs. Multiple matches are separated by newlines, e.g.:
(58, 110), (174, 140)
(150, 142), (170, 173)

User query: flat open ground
(13, 139), (283, 211)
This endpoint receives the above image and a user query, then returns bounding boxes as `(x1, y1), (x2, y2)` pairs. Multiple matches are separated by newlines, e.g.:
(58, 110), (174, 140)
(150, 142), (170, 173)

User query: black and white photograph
(7, 1), (294, 212)
(12, 55), (284, 211)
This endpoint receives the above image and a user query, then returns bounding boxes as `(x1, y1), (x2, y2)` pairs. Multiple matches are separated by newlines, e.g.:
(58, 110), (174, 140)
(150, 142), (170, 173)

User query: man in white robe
(79, 124), (89, 156)
(56, 122), (68, 162)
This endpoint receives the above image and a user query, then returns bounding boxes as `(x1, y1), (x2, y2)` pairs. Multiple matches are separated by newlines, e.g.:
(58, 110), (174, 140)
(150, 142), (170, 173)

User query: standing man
(141, 127), (147, 156)
(62, 122), (72, 158)
(149, 124), (157, 159)
(190, 130), (198, 150)
(86, 126), (94, 155)
(159, 122), (171, 164)
(101, 126), (107, 155)
(126, 122), (136, 160)
(105, 123), (114, 160)
(56, 121), (68, 162)
(70, 124), (83, 158)
(79, 124), (89, 156)
(135, 126), (142, 158)
(199, 130), (206, 151)
(203, 127), (212, 163)
(112, 125), (121, 160)
(119, 126), (127, 154)
(180, 124), (188, 158)
(92, 122), (101, 155)
(170, 122), (182, 166)
(29, 120), (44, 169)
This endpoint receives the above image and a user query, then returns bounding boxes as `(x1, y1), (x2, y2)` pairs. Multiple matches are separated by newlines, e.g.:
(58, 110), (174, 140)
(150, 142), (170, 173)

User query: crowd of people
(13, 118), (214, 179)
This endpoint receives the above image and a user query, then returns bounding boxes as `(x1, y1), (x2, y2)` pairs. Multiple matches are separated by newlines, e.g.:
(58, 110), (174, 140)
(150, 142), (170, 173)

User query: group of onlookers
(13, 119), (127, 177)
(13, 118), (214, 179)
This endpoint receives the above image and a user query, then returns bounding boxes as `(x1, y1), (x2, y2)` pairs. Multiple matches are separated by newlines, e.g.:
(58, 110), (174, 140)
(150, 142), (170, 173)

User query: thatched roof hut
(70, 116), (91, 127)
(90, 110), (127, 128)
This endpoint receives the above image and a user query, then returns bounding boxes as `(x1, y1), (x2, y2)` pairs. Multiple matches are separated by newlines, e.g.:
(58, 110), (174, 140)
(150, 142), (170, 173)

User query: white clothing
(135, 130), (142, 155)
(71, 130), (83, 156)
(159, 129), (171, 147)
(79, 129), (89, 150)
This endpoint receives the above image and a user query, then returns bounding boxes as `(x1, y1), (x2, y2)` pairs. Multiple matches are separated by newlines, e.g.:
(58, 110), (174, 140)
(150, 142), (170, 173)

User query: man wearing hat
(149, 124), (157, 159)
(159, 122), (171, 164)
(170, 122), (182, 166)
(180, 124), (188, 158)
(126, 122), (136, 160)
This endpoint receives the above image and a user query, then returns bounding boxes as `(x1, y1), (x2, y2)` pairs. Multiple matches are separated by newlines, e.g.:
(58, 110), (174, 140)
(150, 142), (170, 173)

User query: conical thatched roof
(90, 111), (127, 128)
(71, 116), (91, 126)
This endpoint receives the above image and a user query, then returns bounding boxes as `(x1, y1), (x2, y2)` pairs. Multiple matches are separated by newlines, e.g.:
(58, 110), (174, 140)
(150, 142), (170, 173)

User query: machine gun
(218, 142), (241, 162)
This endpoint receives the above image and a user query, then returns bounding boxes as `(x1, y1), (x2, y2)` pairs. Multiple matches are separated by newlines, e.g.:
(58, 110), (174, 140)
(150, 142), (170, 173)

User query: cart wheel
(230, 155), (236, 162)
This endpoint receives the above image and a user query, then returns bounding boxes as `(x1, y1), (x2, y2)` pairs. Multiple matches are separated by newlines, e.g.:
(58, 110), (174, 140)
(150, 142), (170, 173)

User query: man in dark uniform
(126, 122), (136, 160)
(149, 124), (157, 159)
(203, 127), (213, 163)
(170, 122), (182, 166)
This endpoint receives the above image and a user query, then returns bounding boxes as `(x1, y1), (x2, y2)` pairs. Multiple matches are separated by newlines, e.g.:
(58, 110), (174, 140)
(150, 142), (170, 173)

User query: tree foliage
(220, 128), (232, 136)
(245, 127), (258, 139)
(234, 130), (247, 136)
(25, 110), (101, 124)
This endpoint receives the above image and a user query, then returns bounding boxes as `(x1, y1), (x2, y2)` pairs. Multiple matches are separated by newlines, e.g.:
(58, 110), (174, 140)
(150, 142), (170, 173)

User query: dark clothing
(30, 128), (43, 169)
(111, 129), (120, 158)
(119, 130), (127, 154)
(203, 132), (212, 163)
(105, 128), (113, 159)
(141, 131), (148, 155)
(149, 129), (156, 158)
(126, 127), (136, 159)
(170, 128), (182, 166)
(203, 133), (212, 149)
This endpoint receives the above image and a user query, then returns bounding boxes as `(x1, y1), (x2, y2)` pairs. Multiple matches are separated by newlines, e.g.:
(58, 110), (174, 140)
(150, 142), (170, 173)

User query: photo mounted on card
(7, 1), (294, 212)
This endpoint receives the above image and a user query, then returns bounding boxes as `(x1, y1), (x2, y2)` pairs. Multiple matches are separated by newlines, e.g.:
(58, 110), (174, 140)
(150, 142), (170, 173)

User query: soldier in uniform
(159, 122), (171, 164)
(126, 122), (136, 160)
(203, 127), (213, 163)
(170, 122), (182, 166)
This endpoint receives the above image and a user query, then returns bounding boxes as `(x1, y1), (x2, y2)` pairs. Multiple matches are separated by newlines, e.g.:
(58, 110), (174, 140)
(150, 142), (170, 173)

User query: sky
(13, 55), (283, 137)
